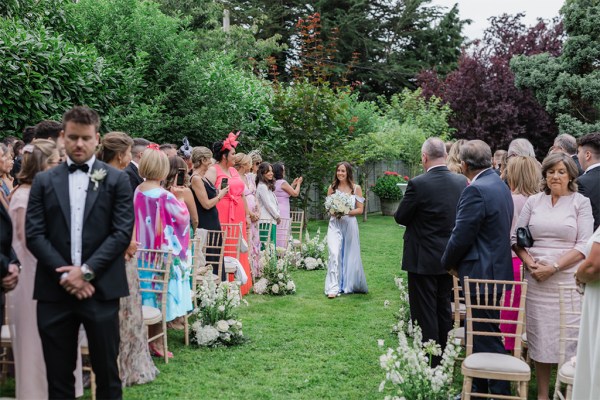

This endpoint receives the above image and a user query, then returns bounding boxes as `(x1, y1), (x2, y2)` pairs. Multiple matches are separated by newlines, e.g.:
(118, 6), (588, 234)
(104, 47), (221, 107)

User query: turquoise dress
(134, 188), (193, 321)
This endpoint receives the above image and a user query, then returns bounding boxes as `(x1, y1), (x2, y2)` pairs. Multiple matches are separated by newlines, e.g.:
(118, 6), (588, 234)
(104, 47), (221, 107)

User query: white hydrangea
(194, 324), (219, 346)
(304, 257), (318, 270)
(216, 320), (230, 333)
(286, 281), (296, 292)
(271, 284), (279, 294)
(253, 278), (269, 294)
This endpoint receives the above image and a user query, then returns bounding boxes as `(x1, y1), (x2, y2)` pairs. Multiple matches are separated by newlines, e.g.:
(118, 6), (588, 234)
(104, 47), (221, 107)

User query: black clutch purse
(516, 226), (534, 248)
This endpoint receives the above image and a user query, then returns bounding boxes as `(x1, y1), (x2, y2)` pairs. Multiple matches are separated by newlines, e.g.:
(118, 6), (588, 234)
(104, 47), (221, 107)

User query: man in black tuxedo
(577, 132), (600, 230)
(26, 106), (133, 399)
(441, 140), (514, 396)
(0, 203), (19, 325)
(124, 137), (149, 192)
(394, 137), (467, 366)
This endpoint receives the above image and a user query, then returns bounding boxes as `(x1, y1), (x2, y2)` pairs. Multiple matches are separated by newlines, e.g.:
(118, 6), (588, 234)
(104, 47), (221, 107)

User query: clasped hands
(1, 263), (19, 292)
(527, 261), (556, 282)
(57, 266), (95, 300)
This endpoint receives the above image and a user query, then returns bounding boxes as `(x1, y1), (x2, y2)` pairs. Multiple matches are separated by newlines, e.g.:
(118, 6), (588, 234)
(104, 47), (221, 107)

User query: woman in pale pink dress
(272, 162), (302, 248)
(7, 139), (84, 399)
(512, 153), (593, 399)
(234, 153), (260, 278)
(246, 150), (262, 276)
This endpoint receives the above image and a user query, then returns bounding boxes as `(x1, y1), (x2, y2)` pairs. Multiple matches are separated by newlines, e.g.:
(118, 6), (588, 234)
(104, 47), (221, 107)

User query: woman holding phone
(205, 131), (252, 295)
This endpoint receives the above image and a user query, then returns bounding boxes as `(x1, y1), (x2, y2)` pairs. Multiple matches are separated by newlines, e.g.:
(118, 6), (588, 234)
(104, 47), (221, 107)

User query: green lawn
(122, 214), (405, 399)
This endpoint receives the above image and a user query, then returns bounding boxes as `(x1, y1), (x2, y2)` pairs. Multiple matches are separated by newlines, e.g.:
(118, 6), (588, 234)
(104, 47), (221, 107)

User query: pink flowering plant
(372, 171), (409, 201)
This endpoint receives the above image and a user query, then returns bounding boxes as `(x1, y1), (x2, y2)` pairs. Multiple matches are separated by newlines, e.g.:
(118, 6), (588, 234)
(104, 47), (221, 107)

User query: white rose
(278, 273), (284, 280)
(271, 284), (279, 294)
(218, 305), (225, 312)
(286, 281), (295, 291)
(216, 320), (230, 333)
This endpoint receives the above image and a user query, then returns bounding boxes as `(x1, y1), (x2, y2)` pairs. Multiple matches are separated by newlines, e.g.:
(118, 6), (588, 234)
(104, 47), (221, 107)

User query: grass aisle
(125, 215), (405, 399)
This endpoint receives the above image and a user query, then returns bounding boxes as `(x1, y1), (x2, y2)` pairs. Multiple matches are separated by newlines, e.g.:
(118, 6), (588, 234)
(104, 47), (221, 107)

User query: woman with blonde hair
(234, 153), (261, 277)
(500, 156), (542, 350)
(446, 139), (467, 174)
(96, 131), (134, 172)
(8, 139), (86, 398)
(135, 145), (191, 357)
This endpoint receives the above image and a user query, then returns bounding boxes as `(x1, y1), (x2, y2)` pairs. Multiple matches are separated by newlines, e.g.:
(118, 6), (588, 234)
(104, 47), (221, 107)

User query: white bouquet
(324, 191), (353, 218)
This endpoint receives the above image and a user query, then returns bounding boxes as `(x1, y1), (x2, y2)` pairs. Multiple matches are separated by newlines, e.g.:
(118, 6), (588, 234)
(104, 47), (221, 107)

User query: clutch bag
(516, 226), (534, 248)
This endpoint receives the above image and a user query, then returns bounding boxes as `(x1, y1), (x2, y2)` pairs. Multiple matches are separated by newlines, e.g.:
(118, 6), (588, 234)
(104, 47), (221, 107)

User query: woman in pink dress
(234, 153), (260, 278)
(205, 132), (252, 296)
(7, 140), (85, 399)
(500, 155), (541, 350)
(512, 153), (593, 399)
(272, 162), (302, 248)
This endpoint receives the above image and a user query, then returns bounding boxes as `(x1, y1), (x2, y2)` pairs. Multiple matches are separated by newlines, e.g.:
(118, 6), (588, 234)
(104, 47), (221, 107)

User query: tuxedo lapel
(83, 160), (103, 223)
(50, 163), (71, 230)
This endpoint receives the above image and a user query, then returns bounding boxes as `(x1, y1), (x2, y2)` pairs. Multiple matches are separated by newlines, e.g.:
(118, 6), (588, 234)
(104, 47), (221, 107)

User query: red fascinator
(147, 143), (160, 151)
(221, 131), (240, 152)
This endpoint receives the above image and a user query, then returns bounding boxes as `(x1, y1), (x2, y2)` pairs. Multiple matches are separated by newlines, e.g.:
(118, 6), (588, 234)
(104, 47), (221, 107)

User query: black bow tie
(68, 163), (90, 174)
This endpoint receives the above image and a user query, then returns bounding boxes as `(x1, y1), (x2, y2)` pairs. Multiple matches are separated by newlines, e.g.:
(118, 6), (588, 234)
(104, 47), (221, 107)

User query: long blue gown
(324, 192), (368, 295)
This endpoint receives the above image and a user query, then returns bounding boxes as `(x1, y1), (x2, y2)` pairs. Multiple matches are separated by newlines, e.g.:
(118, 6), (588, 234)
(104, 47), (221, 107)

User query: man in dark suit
(26, 106), (134, 399)
(1, 203), (19, 325)
(552, 133), (584, 176)
(441, 140), (514, 396)
(577, 132), (600, 230)
(124, 137), (149, 192)
(394, 137), (467, 366)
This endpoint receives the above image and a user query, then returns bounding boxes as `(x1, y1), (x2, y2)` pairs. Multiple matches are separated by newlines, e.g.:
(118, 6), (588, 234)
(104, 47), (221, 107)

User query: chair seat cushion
(142, 305), (162, 324)
(463, 352), (530, 374)
(558, 359), (575, 384)
(0, 325), (10, 341)
(292, 239), (301, 247)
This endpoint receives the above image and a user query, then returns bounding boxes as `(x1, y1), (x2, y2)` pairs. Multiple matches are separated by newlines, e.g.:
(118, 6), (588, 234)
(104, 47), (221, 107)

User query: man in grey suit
(577, 132), (600, 230)
(394, 137), (467, 366)
(441, 140), (514, 396)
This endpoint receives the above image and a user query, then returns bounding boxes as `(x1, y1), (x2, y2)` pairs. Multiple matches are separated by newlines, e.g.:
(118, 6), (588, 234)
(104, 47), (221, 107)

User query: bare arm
(349, 185), (364, 216)
(183, 188), (199, 231)
(282, 178), (302, 197)
(576, 241), (600, 284)
(190, 175), (227, 210)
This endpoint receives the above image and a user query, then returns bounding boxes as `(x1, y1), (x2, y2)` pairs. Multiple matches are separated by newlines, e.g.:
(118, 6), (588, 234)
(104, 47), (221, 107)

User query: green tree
(511, 0), (600, 135)
(0, 17), (120, 134)
(225, 0), (468, 99)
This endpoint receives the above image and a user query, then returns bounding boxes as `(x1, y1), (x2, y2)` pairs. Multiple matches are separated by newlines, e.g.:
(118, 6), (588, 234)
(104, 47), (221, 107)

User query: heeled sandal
(149, 342), (174, 358)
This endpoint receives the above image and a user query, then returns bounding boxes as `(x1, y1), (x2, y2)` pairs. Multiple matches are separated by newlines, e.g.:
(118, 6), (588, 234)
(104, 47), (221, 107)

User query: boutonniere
(90, 168), (107, 191)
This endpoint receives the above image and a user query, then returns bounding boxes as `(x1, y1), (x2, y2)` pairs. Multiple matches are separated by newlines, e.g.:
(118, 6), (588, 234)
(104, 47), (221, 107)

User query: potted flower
(371, 171), (409, 216)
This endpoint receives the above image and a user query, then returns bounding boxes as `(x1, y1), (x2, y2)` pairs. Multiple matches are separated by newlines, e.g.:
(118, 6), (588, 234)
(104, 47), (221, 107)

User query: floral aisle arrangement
(378, 277), (460, 400)
(253, 245), (296, 295)
(371, 171), (409, 201)
(324, 190), (353, 218)
(297, 229), (327, 270)
(191, 279), (246, 347)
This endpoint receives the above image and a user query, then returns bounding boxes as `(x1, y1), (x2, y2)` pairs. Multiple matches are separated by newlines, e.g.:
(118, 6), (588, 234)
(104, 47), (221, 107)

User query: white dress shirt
(67, 156), (94, 266)
(584, 162), (600, 174)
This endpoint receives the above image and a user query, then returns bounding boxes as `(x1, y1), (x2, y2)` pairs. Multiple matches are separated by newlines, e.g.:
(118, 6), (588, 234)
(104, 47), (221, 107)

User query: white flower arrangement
(297, 229), (327, 270)
(378, 277), (460, 399)
(191, 278), (246, 347)
(253, 244), (296, 296)
(324, 190), (353, 218)
(89, 168), (107, 191)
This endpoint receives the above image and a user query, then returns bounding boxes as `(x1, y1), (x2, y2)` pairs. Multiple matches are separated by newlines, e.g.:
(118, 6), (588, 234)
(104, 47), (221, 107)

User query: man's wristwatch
(80, 264), (95, 282)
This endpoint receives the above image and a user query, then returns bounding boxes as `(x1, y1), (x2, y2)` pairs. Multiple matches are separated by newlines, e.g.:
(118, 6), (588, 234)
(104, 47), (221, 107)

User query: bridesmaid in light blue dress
(325, 162), (368, 298)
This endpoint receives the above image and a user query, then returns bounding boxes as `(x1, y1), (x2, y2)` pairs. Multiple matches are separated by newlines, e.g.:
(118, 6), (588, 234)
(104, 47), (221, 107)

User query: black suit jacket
(395, 166), (468, 275)
(441, 169), (514, 281)
(578, 166), (600, 230)
(26, 160), (134, 302)
(124, 162), (143, 193)
(572, 154), (585, 176)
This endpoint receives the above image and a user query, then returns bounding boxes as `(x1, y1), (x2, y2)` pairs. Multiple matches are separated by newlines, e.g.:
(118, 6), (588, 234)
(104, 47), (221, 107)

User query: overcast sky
(429, 0), (565, 40)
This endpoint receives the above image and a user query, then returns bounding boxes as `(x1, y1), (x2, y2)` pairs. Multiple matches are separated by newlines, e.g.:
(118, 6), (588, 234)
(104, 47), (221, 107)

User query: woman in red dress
(205, 132), (252, 295)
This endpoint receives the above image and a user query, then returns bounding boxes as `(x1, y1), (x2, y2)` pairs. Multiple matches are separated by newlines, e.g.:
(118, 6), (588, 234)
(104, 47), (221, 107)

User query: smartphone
(176, 168), (186, 186)
(221, 177), (229, 190)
